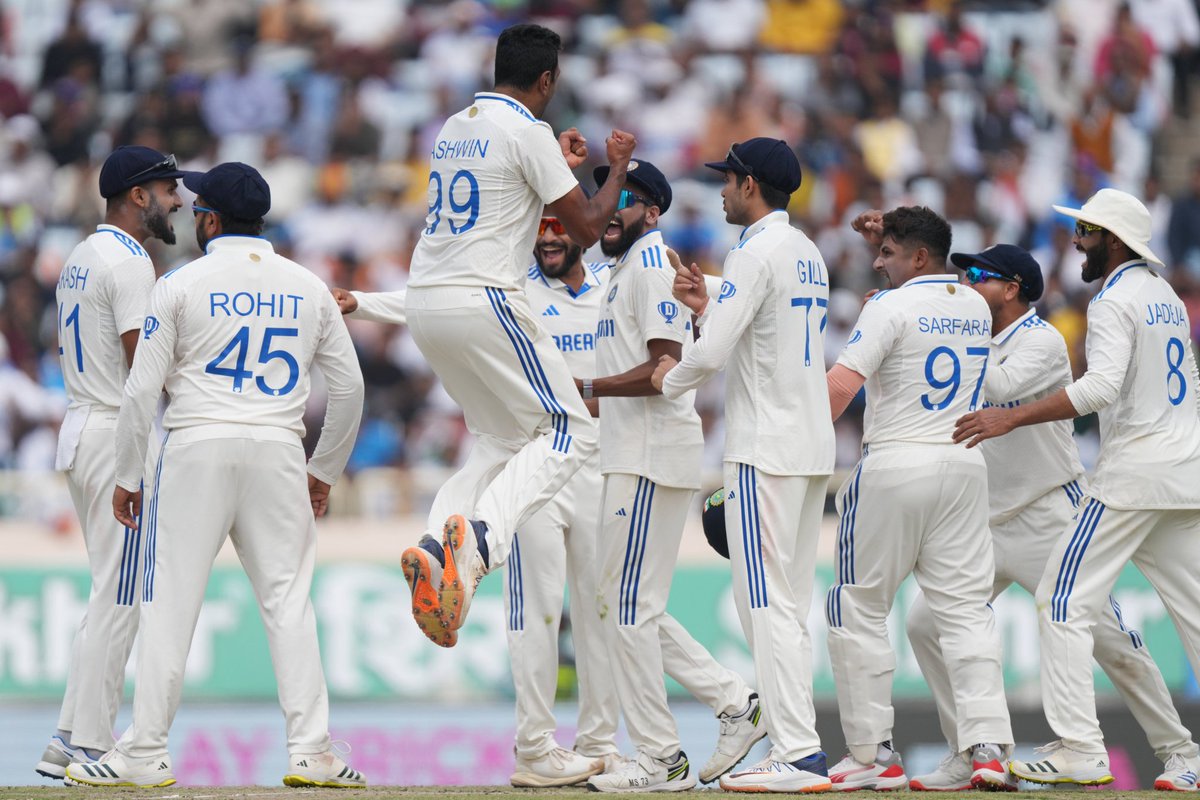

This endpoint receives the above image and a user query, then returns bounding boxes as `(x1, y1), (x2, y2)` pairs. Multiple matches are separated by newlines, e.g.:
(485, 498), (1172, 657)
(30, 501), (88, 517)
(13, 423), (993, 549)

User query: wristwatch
(582, 378), (594, 399)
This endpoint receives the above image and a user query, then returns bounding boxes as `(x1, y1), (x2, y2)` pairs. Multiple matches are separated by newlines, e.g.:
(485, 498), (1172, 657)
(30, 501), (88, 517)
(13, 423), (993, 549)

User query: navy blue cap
(98, 146), (187, 198)
(951, 244), (1044, 303)
(705, 138), (802, 195)
(183, 162), (271, 220)
(593, 158), (672, 214)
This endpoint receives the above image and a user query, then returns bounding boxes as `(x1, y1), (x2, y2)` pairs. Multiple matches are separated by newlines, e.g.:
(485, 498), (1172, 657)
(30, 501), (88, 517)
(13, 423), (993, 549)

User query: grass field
(0, 789), (1176, 800)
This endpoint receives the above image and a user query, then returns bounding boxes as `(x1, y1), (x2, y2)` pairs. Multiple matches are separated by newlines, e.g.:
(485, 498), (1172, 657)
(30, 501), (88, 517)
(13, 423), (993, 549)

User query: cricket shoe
(511, 746), (604, 787)
(699, 692), (766, 782)
(909, 750), (973, 791)
(1155, 752), (1200, 791)
(720, 752), (832, 793)
(829, 746), (908, 791)
(587, 750), (697, 792)
(591, 752), (636, 774)
(439, 514), (489, 631)
(1009, 740), (1113, 785)
(401, 534), (455, 647)
(65, 751), (176, 788)
(971, 743), (1017, 791)
(35, 736), (80, 780)
(283, 748), (366, 788)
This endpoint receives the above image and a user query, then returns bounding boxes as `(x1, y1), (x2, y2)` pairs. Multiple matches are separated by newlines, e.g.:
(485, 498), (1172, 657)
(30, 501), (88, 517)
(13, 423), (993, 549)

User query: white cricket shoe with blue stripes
(282, 748), (366, 788)
(1155, 752), (1200, 792)
(35, 735), (81, 780)
(1009, 741), (1113, 786)
(64, 750), (175, 787)
(587, 750), (698, 792)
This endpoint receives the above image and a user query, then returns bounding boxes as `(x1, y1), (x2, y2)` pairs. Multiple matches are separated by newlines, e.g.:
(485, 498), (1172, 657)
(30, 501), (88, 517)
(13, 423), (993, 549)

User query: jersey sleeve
(634, 263), (688, 345)
(514, 123), (580, 205)
(308, 292), (366, 485)
(984, 328), (1070, 404)
(662, 250), (770, 398)
(349, 289), (407, 325)
(835, 297), (901, 379)
(108, 256), (156, 335)
(1066, 297), (1136, 415)
(114, 280), (179, 490)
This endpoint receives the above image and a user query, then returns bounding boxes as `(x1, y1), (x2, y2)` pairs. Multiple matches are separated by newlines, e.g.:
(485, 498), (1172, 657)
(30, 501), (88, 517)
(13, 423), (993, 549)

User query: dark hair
(494, 24), (561, 91)
(736, 173), (790, 211)
(219, 213), (266, 236)
(880, 206), (952, 264)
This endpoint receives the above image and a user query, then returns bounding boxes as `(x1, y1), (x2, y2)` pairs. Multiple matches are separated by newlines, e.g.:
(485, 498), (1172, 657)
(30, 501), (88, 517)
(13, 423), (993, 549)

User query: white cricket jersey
(596, 229), (702, 489)
(407, 93), (580, 293)
(114, 236), (364, 489)
(55, 224), (156, 410)
(837, 274), (992, 447)
(979, 308), (1084, 524)
(1064, 260), (1200, 509)
(524, 261), (610, 378)
(661, 210), (834, 476)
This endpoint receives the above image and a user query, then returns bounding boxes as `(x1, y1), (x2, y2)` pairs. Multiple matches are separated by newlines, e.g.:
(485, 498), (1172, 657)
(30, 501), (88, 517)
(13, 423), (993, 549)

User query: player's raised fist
(559, 128), (589, 169)
(850, 209), (885, 247)
(606, 129), (636, 167)
(331, 287), (357, 315)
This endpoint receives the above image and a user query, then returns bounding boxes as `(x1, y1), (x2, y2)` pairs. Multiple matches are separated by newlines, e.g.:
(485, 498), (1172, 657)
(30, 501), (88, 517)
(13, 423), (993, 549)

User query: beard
(600, 214), (646, 258)
(534, 242), (583, 280)
(1080, 239), (1107, 282)
(142, 194), (176, 245)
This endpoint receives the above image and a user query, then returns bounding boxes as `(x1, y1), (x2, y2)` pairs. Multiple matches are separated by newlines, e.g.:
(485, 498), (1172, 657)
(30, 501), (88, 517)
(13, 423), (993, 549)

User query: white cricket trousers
(908, 481), (1197, 759)
(723, 463), (828, 763)
(1033, 495), (1200, 754)
(503, 452), (620, 759)
(58, 409), (146, 751)
(826, 445), (1011, 756)
(117, 426), (332, 759)
(598, 473), (752, 761)
(406, 285), (598, 569)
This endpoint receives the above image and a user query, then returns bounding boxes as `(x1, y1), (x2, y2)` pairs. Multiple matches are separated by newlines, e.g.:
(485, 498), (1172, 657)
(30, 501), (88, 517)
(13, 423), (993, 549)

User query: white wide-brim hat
(1052, 188), (1163, 265)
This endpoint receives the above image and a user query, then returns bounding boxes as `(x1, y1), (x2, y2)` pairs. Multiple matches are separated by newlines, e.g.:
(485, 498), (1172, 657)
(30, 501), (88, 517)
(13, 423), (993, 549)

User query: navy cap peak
(99, 146), (187, 199)
(593, 158), (673, 214)
(705, 138), (802, 195)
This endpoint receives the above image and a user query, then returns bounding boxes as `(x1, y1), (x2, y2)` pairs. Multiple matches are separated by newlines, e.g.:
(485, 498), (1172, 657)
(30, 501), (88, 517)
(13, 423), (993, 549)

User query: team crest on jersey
(847, 330), (862, 345)
(718, 280), (737, 303)
(608, 285), (618, 303)
(143, 316), (159, 340)
(657, 301), (678, 324)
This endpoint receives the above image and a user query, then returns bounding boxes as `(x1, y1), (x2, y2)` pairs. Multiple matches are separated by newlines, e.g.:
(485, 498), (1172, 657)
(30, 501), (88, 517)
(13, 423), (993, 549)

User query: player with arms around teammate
(36, 146), (185, 781)
(906, 244), (1200, 791)
(581, 159), (762, 793)
(651, 139), (836, 793)
(954, 190), (1200, 788)
(66, 163), (365, 789)
(823, 207), (1013, 791)
(396, 23), (637, 647)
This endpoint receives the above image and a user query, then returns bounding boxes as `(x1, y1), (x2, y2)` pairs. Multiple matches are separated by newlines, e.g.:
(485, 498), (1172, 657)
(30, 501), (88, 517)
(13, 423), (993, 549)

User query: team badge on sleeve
(657, 301), (678, 324)
(718, 280), (737, 303)
(143, 316), (160, 340)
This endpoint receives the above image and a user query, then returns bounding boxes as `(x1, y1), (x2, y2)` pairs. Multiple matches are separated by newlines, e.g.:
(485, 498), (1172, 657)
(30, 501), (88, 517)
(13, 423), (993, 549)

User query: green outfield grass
(0, 790), (1175, 800)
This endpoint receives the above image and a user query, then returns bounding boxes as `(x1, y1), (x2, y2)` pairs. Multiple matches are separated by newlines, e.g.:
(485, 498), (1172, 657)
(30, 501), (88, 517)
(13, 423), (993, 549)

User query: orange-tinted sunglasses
(538, 217), (566, 236)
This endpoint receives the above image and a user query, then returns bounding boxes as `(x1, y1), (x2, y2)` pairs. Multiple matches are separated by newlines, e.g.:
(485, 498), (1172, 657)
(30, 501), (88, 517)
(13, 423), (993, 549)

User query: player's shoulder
(1089, 263), (1157, 308)
(87, 227), (151, 267)
(1005, 313), (1066, 348)
(633, 239), (669, 271)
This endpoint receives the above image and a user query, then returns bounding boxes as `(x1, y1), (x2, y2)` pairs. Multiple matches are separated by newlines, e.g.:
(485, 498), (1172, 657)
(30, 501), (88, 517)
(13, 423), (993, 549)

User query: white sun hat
(1052, 188), (1163, 265)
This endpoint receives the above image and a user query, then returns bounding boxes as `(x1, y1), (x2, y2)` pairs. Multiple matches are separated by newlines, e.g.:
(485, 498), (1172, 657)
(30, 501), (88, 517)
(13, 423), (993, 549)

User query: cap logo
(628, 161), (639, 171)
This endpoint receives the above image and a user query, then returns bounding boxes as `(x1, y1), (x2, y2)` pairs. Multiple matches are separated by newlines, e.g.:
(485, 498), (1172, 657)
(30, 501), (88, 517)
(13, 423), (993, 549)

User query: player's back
(56, 225), (155, 409)
(408, 93), (579, 293)
(155, 237), (339, 435)
(1085, 263), (1200, 506)
(839, 274), (992, 448)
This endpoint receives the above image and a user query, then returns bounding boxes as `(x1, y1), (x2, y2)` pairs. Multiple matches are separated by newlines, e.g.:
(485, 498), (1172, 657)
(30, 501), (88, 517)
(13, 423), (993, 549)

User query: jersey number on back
(58, 302), (83, 372)
(1167, 337), (1188, 406)
(426, 170), (480, 235)
(790, 296), (829, 366)
(204, 326), (300, 396)
(921, 346), (989, 411)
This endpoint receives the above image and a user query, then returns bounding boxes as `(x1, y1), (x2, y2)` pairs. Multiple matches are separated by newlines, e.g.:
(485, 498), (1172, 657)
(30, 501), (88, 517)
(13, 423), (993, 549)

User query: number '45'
(205, 326), (300, 396)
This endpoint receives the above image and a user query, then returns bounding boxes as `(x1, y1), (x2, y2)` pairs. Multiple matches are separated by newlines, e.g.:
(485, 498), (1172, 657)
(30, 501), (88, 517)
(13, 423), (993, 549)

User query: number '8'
(1167, 337), (1187, 406)
(426, 170), (480, 235)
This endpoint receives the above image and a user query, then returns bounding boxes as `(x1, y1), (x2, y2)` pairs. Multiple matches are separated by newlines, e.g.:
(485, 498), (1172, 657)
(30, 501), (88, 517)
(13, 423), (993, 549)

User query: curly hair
(880, 206), (952, 264)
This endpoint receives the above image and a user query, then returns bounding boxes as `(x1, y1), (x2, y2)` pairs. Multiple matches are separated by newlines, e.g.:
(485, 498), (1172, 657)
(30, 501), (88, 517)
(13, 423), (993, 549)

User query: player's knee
(905, 599), (936, 645)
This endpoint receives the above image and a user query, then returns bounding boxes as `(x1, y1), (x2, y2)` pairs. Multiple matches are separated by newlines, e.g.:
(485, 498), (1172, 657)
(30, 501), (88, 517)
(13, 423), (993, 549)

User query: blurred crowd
(4, 0), (1200, 516)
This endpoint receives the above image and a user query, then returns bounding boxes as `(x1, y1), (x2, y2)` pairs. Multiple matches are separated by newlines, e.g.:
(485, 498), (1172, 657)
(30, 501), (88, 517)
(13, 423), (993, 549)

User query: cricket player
(66, 162), (366, 788)
(954, 189), (1200, 788)
(395, 23), (637, 647)
(651, 138), (835, 794)
(823, 207), (1013, 791)
(906, 244), (1200, 791)
(37, 146), (184, 780)
(581, 158), (763, 794)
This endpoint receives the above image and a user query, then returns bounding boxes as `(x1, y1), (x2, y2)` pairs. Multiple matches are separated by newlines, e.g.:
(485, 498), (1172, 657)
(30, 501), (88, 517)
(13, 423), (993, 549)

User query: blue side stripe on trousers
(508, 534), (523, 631)
(618, 478), (645, 626)
(1109, 595), (1143, 649)
(739, 465), (768, 609)
(1050, 498), (1105, 622)
(627, 480), (654, 623)
(116, 480), (144, 606)
(143, 433), (169, 603)
(619, 477), (654, 625)
(484, 288), (571, 454)
(829, 465), (862, 627)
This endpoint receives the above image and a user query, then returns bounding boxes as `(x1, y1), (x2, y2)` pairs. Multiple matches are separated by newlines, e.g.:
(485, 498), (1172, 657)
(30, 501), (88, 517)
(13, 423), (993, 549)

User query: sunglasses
(726, 144), (757, 181)
(1074, 221), (1105, 237)
(964, 266), (1020, 286)
(617, 189), (649, 210)
(127, 154), (178, 183)
(538, 217), (566, 236)
(193, 203), (217, 216)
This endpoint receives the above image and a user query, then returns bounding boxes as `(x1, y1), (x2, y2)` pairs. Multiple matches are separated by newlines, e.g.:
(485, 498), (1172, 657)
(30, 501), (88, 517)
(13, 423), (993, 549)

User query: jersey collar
(205, 235), (273, 256)
(96, 223), (137, 237)
(534, 262), (596, 298)
(899, 272), (958, 289)
(993, 307), (1038, 345)
(1101, 259), (1150, 290)
(736, 210), (789, 246)
(613, 229), (664, 271)
(474, 92), (538, 121)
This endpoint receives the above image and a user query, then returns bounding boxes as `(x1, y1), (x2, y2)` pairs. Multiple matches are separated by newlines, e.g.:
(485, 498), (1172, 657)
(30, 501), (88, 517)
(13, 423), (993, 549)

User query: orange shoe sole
(401, 547), (456, 647)
(439, 514), (470, 630)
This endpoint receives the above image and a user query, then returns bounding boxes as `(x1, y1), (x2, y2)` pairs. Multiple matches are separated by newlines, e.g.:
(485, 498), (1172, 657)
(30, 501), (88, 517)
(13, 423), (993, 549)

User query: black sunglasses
(126, 154), (178, 184)
(726, 144), (756, 181)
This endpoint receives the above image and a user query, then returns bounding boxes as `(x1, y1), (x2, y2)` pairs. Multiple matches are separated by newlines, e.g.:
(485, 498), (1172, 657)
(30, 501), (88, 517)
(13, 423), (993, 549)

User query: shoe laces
(1033, 741), (1063, 756)
(938, 751), (967, 770)
(330, 740), (353, 760)
(1163, 752), (1188, 773)
(547, 747), (577, 768)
